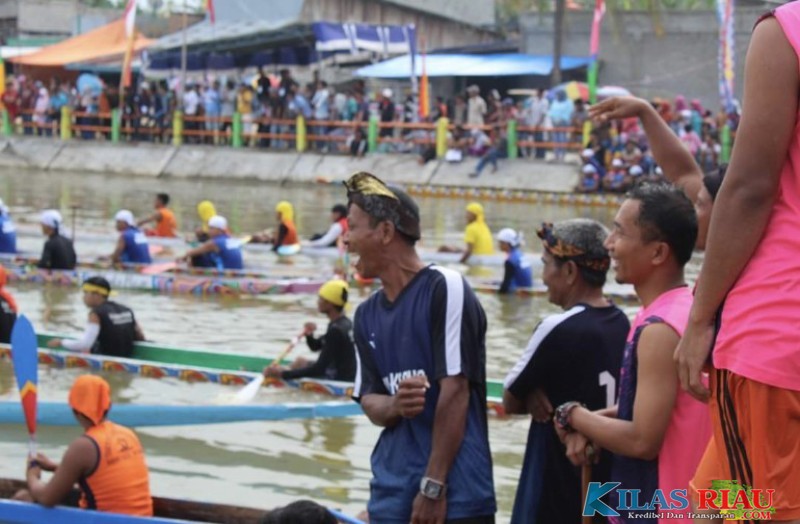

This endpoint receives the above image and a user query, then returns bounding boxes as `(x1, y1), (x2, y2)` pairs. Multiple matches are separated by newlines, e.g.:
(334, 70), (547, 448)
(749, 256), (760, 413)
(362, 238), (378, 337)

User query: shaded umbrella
(76, 73), (103, 95)
(553, 81), (589, 101)
(598, 85), (632, 99)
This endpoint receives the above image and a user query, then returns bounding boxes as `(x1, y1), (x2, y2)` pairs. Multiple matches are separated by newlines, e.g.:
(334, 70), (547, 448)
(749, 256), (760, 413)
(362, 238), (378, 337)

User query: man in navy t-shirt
(345, 172), (496, 524)
(503, 220), (629, 524)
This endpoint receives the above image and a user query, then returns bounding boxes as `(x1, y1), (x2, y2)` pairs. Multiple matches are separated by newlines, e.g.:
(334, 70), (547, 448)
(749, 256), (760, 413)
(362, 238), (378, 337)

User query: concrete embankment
(0, 136), (580, 194)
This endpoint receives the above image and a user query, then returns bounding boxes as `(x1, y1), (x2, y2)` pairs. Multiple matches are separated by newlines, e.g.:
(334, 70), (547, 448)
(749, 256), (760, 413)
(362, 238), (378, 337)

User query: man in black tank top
(38, 210), (77, 270)
(47, 276), (145, 357)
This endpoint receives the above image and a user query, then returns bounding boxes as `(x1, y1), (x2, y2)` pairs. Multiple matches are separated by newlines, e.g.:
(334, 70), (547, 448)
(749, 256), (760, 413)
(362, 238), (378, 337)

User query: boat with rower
(0, 478), (362, 523)
(0, 334), (507, 415)
(14, 226), (540, 269)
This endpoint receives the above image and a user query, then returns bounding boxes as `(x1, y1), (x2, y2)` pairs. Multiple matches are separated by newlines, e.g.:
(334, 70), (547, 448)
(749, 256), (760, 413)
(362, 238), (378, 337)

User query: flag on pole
(418, 38), (429, 119)
(121, 0), (138, 89)
(205, 0), (216, 25)
(587, 0), (606, 104)
(716, 0), (735, 111)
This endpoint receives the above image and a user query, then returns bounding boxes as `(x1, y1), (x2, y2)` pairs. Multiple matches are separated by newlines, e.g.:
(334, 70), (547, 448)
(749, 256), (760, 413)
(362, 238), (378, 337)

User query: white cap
(41, 209), (62, 229)
(497, 228), (521, 247)
(629, 165), (644, 176)
(382, 88), (393, 98)
(611, 158), (624, 167)
(655, 166), (664, 175)
(114, 209), (135, 226)
(208, 215), (228, 230)
(581, 148), (595, 159)
(582, 164), (598, 174)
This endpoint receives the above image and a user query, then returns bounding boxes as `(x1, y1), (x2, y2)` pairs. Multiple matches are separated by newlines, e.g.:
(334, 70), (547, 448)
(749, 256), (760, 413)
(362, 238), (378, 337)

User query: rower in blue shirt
(496, 228), (533, 294)
(111, 210), (152, 265)
(180, 215), (243, 270)
(0, 198), (17, 254)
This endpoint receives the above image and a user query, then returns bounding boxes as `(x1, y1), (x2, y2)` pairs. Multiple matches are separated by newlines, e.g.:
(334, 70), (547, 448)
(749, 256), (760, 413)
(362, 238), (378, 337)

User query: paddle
(581, 446), (594, 524)
(11, 315), (38, 458)
(141, 261), (178, 275)
(148, 244), (165, 257)
(229, 330), (308, 404)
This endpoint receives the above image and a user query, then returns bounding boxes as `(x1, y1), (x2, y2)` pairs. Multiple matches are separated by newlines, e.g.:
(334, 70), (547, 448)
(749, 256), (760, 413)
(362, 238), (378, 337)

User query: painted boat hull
(0, 401), (363, 427)
(3, 266), (327, 296)
(0, 479), (362, 523)
(0, 337), (506, 415)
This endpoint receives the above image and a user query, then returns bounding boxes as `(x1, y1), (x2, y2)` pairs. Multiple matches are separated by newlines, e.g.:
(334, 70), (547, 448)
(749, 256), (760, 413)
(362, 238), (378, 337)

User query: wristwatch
(555, 401), (585, 432)
(419, 477), (446, 500)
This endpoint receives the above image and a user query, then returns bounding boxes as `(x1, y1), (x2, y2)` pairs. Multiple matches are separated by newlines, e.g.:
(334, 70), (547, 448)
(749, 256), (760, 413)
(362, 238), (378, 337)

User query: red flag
(205, 0), (216, 25)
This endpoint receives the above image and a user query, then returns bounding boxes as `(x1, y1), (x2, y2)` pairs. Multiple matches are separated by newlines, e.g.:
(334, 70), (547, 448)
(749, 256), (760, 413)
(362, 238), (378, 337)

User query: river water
(0, 167), (636, 520)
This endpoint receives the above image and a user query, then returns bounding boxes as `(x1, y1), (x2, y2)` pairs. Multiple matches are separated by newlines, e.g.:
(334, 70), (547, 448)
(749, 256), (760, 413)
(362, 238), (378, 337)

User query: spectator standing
(311, 81), (330, 151)
(203, 81), (221, 144)
(452, 94), (467, 126)
(467, 85), (487, 127)
(548, 91), (574, 163)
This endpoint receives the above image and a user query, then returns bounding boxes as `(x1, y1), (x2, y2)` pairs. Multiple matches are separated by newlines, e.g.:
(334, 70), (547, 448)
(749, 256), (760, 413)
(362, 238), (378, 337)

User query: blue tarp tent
(355, 53), (592, 78)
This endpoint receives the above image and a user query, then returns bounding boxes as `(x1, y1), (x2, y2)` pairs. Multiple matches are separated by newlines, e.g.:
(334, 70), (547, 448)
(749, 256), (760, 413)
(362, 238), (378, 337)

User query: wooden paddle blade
(141, 262), (178, 275)
(11, 315), (38, 438)
(149, 245), (165, 257)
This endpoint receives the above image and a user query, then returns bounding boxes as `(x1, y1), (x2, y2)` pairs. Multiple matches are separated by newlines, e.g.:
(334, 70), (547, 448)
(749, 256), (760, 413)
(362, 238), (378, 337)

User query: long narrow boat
(14, 227), (539, 268)
(0, 401), (363, 427)
(0, 478), (362, 523)
(3, 265), (328, 296)
(0, 336), (507, 415)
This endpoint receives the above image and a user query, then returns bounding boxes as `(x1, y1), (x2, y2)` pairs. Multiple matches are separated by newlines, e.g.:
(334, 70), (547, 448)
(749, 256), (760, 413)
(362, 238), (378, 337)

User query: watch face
(422, 479), (443, 498)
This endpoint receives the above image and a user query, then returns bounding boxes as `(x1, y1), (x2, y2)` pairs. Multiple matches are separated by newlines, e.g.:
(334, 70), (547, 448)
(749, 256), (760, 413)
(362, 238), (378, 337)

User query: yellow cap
(276, 201), (294, 222)
(197, 200), (217, 230)
(318, 279), (348, 307)
(466, 202), (484, 218)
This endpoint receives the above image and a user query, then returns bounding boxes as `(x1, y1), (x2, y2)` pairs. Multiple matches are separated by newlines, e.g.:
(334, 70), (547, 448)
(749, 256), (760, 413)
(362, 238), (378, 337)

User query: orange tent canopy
(9, 18), (153, 67)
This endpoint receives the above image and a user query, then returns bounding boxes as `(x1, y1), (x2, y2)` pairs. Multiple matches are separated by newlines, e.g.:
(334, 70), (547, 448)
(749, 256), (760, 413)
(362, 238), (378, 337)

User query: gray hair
(551, 218), (610, 287)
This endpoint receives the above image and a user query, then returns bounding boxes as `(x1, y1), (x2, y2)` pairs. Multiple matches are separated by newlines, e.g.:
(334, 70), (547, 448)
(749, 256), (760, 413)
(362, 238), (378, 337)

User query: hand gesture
(564, 433), (597, 467)
(588, 96), (650, 124)
(303, 322), (317, 335)
(674, 319), (714, 402)
(394, 375), (429, 419)
(33, 453), (58, 472)
(46, 338), (62, 348)
(411, 493), (446, 524)
(526, 388), (553, 423)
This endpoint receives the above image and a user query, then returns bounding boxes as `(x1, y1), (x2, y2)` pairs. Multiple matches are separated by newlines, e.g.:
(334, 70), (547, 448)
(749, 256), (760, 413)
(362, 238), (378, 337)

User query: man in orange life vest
(15, 375), (153, 516)
(138, 193), (178, 238)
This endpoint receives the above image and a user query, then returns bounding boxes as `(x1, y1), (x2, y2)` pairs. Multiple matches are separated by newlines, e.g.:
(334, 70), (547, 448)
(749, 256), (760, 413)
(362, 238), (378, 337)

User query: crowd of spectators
(0, 72), (737, 186)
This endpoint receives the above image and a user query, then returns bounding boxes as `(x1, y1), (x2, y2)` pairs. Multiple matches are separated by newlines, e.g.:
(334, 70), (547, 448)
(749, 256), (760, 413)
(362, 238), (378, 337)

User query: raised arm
(589, 96), (703, 197)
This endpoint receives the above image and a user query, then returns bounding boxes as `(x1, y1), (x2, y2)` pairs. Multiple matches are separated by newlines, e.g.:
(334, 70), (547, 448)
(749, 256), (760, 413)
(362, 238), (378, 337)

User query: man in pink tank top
(554, 183), (710, 524)
(675, 4), (800, 522)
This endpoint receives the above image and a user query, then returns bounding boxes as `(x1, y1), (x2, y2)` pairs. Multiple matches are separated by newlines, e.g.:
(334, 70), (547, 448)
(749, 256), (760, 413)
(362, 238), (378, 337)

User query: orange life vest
(281, 219), (298, 246)
(79, 421), (153, 516)
(154, 208), (178, 238)
(337, 217), (349, 236)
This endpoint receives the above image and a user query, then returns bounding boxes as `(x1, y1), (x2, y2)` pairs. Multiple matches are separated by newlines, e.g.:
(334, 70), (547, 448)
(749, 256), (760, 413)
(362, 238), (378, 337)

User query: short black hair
(702, 163), (727, 201)
(156, 193), (170, 206)
(331, 204), (348, 218)
(627, 182), (697, 266)
(84, 276), (111, 294)
(260, 500), (336, 524)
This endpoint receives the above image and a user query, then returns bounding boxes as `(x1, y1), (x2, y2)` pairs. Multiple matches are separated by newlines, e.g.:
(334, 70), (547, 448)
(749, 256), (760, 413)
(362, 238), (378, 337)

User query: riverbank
(0, 136), (584, 194)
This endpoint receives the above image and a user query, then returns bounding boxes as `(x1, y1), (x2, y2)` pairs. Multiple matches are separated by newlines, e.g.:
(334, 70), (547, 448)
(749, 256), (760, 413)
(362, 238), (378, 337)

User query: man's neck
(379, 253), (426, 303)
(634, 269), (686, 308)
(328, 309), (343, 322)
(562, 284), (608, 310)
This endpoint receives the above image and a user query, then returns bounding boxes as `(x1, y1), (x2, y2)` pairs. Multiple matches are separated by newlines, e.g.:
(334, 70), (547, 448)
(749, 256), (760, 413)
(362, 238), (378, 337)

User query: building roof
(9, 18), (152, 67)
(355, 53), (591, 78)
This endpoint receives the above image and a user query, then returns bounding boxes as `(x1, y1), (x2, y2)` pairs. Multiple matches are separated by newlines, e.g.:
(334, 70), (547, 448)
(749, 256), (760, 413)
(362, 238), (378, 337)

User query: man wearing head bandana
(502, 220), (629, 524)
(0, 266), (17, 343)
(38, 209), (77, 270)
(17, 375), (153, 516)
(345, 172), (496, 523)
(47, 276), (145, 357)
(438, 202), (494, 264)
